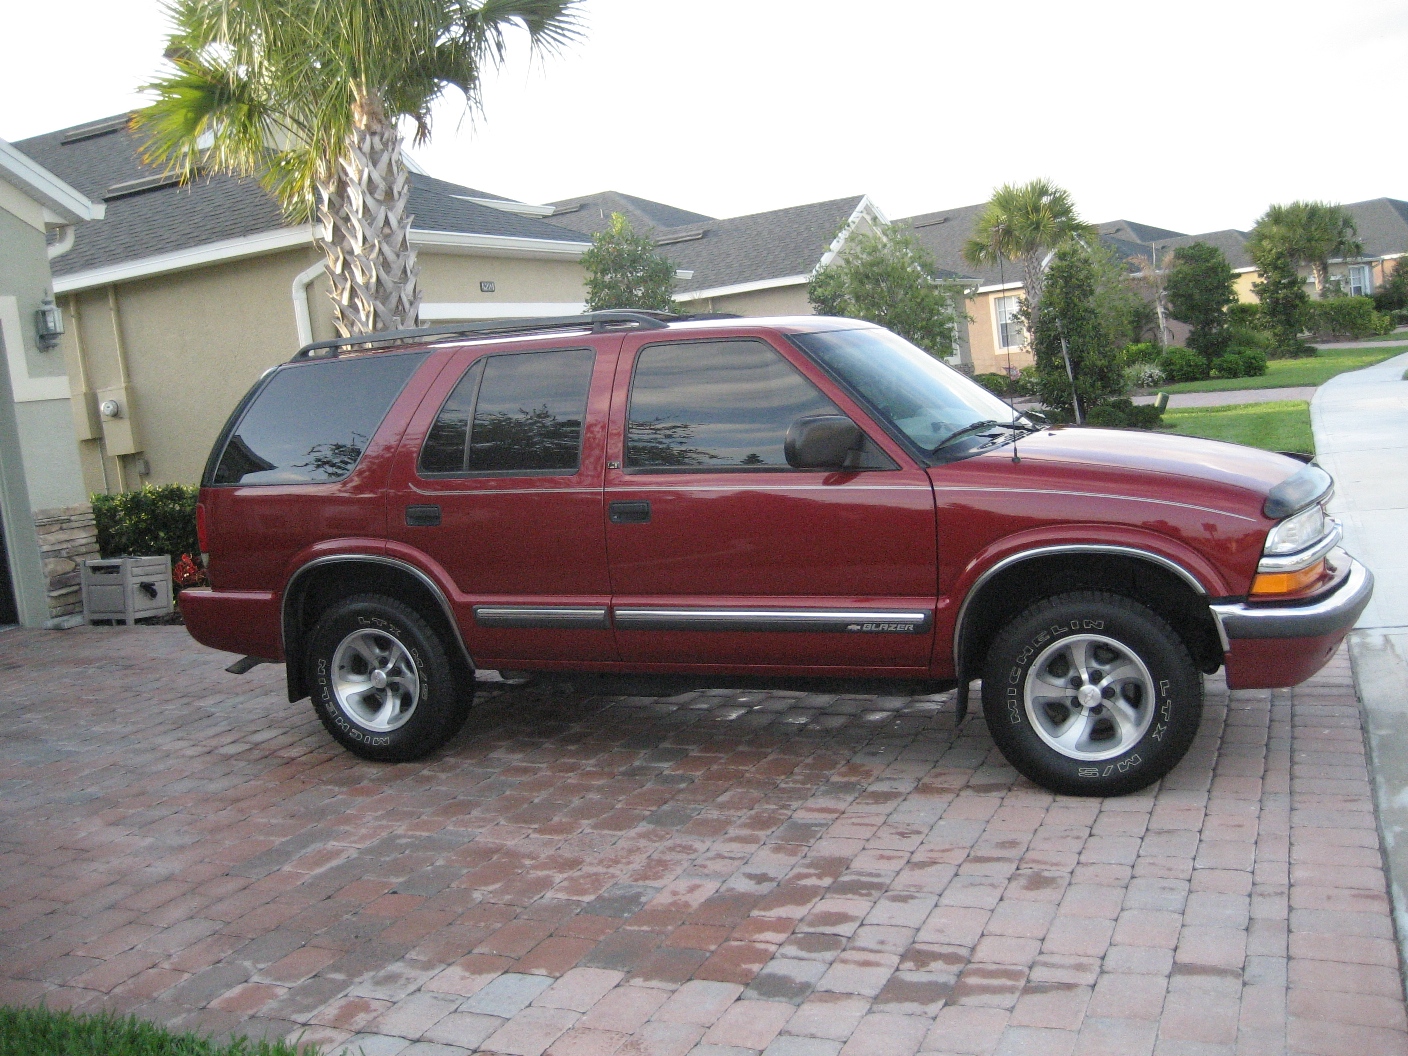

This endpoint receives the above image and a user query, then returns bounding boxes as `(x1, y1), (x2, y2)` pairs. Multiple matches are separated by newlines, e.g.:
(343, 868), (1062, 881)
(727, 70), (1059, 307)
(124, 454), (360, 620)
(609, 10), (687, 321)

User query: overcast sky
(3, 0), (1404, 235)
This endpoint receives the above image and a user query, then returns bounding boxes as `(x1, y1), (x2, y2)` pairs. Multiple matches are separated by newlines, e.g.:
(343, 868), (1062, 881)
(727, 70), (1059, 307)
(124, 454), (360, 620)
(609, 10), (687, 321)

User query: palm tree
(1248, 201), (1363, 299)
(963, 179), (1094, 331)
(134, 0), (581, 337)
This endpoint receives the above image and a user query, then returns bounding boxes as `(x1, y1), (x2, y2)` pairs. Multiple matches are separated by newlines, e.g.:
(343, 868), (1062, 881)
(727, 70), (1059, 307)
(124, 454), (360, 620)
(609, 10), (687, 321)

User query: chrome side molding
(612, 607), (931, 634)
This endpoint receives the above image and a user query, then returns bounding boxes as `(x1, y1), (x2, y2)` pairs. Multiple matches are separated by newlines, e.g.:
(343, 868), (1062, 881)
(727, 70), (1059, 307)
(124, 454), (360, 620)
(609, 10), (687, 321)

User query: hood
(1010, 426), (1305, 494)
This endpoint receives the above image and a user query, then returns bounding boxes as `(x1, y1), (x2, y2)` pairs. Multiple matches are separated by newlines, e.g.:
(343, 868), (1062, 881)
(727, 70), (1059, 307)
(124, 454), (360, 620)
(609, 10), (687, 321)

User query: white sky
(2, 0), (1404, 235)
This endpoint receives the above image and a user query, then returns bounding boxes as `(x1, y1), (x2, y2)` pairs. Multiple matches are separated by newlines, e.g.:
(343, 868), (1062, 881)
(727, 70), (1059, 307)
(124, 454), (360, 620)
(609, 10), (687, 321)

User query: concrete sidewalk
(1310, 347), (1408, 974)
(1133, 387), (1317, 410)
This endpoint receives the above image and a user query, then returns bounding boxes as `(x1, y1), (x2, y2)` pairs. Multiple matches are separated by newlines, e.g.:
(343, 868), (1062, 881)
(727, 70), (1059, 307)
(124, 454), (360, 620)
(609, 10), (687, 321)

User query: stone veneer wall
(33, 504), (99, 623)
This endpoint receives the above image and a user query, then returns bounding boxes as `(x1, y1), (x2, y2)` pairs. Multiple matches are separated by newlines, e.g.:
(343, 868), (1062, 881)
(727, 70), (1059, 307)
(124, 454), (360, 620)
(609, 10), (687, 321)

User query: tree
(581, 213), (678, 312)
(1250, 243), (1313, 358)
(808, 226), (964, 358)
(1029, 242), (1124, 419)
(1165, 243), (1237, 368)
(1247, 201), (1362, 299)
(1374, 259), (1408, 313)
(134, 0), (581, 338)
(962, 179), (1094, 332)
(1087, 241), (1155, 351)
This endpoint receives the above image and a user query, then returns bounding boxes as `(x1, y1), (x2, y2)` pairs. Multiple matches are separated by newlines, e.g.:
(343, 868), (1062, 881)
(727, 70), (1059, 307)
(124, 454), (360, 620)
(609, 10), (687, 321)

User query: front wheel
(305, 593), (470, 762)
(980, 591), (1202, 796)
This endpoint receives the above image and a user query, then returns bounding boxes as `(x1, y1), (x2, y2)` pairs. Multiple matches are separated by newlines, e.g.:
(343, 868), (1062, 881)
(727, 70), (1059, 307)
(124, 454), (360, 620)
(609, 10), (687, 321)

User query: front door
(604, 334), (938, 675)
(387, 338), (619, 667)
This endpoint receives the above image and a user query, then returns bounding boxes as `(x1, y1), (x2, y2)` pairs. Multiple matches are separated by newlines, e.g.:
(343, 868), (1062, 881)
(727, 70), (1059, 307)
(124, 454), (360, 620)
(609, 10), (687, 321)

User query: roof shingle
(14, 114), (588, 278)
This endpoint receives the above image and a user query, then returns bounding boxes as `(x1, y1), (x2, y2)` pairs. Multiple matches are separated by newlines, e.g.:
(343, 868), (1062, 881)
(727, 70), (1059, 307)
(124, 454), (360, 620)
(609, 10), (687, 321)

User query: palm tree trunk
(316, 92), (422, 337)
(1311, 261), (1327, 299)
(1021, 252), (1045, 337)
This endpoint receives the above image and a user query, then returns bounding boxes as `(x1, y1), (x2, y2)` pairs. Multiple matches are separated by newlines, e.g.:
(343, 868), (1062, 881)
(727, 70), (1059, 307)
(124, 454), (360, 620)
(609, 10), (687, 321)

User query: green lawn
(0, 1006), (312, 1056)
(1157, 344), (1406, 393)
(1159, 400), (1314, 455)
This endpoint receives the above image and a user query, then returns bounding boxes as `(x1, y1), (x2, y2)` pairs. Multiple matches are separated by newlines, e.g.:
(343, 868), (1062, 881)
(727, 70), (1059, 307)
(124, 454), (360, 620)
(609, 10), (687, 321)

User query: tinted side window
(627, 340), (840, 469)
(419, 348), (595, 475)
(212, 351), (426, 485)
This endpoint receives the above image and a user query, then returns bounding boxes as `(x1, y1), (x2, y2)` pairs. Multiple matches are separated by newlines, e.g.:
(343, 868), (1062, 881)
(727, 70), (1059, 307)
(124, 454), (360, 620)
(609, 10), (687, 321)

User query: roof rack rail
(292, 310), (671, 361)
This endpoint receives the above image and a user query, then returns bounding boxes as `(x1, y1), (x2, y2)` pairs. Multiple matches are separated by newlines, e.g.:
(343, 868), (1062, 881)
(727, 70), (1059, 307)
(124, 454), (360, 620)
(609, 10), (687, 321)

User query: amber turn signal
(1250, 559), (1325, 597)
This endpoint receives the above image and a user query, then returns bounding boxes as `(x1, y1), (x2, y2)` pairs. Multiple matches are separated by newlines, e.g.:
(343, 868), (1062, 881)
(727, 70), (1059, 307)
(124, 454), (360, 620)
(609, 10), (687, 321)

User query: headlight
(1264, 504), (1326, 555)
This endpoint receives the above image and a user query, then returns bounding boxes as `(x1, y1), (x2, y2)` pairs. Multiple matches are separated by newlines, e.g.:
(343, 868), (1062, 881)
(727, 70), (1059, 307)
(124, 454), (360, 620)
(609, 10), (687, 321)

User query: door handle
(609, 501), (651, 524)
(405, 504), (441, 527)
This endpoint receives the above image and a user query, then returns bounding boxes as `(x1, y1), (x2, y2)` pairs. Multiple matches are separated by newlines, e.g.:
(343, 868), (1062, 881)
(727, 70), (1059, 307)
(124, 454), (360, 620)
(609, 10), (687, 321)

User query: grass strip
(0, 1006), (313, 1056)
(1159, 400), (1313, 455)
(1158, 345), (1406, 393)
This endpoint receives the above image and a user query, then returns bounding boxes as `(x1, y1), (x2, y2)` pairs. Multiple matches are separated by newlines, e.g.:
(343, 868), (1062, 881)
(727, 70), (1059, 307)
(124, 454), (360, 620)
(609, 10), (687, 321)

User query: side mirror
(785, 415), (863, 470)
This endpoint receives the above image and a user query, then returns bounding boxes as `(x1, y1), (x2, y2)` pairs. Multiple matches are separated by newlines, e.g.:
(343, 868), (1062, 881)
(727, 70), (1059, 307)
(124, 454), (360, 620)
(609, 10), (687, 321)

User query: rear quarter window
(209, 351), (428, 486)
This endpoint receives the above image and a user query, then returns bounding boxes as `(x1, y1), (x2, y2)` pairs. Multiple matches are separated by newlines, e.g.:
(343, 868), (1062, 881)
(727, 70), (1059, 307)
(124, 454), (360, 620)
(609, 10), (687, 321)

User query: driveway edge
(1350, 628), (1408, 1000)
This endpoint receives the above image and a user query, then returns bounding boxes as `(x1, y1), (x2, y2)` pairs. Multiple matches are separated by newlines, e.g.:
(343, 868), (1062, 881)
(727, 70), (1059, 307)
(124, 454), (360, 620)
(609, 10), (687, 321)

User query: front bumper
(1210, 553), (1373, 689)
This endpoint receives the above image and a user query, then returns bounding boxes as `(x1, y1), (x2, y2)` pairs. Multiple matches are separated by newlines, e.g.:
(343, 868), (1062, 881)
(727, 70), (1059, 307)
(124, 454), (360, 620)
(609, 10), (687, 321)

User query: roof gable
(546, 190), (715, 237)
(661, 195), (868, 295)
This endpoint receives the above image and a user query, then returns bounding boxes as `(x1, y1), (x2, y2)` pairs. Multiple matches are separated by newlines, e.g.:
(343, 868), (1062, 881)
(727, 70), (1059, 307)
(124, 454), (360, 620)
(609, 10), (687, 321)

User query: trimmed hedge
(92, 485), (199, 565)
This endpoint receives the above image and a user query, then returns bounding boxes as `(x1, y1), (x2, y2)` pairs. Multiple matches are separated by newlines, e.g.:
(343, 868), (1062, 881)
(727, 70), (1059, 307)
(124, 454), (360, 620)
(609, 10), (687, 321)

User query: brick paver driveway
(1, 627), (1404, 1056)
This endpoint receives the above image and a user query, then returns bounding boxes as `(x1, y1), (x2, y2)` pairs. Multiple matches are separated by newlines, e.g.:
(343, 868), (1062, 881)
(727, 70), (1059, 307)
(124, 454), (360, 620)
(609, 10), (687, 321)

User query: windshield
(791, 326), (1030, 454)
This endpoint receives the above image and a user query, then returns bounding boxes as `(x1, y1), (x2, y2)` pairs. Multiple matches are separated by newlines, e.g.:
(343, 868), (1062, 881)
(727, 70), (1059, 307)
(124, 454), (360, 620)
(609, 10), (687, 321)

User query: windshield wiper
(933, 419), (1031, 451)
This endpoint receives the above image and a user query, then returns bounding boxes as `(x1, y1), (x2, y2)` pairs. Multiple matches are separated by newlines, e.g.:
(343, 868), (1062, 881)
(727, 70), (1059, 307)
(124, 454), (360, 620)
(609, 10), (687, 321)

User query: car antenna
(995, 236), (1021, 464)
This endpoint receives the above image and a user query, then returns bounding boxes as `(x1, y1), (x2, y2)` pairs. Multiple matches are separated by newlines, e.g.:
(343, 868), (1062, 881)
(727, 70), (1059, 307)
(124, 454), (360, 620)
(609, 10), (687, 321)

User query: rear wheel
(980, 591), (1202, 796)
(305, 593), (470, 761)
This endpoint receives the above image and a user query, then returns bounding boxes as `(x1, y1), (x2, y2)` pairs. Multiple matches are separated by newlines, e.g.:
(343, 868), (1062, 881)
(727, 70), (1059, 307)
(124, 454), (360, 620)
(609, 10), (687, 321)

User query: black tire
(980, 591), (1202, 796)
(305, 593), (471, 762)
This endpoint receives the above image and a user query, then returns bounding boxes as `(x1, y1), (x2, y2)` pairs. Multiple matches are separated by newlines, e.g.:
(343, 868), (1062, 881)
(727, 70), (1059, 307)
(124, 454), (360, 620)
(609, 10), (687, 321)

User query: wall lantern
(35, 297), (64, 350)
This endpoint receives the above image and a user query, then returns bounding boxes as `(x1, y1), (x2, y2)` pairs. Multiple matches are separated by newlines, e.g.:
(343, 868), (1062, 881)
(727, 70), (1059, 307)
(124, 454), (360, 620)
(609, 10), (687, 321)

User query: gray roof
(657, 195), (866, 295)
(899, 204), (1172, 285)
(1149, 230), (1253, 270)
(1099, 219), (1186, 244)
(1147, 200), (1408, 274)
(14, 114), (587, 277)
(546, 190), (714, 237)
(1343, 198), (1408, 259)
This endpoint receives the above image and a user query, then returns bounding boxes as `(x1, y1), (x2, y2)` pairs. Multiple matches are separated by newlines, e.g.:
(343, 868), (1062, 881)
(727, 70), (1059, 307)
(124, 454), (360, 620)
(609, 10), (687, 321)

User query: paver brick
(0, 633), (1403, 1056)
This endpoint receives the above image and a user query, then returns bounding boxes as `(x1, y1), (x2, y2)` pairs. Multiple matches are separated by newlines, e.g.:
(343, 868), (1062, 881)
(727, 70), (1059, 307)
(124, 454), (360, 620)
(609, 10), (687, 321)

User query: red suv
(182, 312), (1372, 795)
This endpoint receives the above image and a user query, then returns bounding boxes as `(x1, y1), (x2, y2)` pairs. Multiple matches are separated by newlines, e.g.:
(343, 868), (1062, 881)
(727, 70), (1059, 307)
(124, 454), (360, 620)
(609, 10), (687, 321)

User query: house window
(1349, 265), (1372, 298)
(994, 296), (1024, 349)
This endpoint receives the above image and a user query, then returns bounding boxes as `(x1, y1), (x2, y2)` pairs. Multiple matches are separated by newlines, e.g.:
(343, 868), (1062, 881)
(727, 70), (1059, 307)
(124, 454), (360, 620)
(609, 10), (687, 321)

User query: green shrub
(1211, 350), (1268, 379)
(1084, 398), (1164, 430)
(1160, 346), (1209, 382)
(1226, 302), (1260, 328)
(973, 372), (1012, 395)
(1121, 341), (1161, 365)
(1305, 296), (1393, 340)
(1014, 366), (1041, 397)
(93, 484), (200, 565)
(1374, 261), (1408, 313)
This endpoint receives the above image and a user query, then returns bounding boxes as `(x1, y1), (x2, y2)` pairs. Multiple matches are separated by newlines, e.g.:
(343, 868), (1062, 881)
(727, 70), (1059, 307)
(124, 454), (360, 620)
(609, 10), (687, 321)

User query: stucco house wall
(0, 153), (97, 626)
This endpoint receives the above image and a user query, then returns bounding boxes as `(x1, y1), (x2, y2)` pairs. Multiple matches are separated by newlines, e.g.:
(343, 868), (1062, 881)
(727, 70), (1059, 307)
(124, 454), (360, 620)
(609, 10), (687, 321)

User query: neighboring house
(551, 191), (887, 319)
(1150, 198), (1407, 306)
(0, 138), (103, 626)
(14, 114), (595, 492)
(899, 206), (1181, 375)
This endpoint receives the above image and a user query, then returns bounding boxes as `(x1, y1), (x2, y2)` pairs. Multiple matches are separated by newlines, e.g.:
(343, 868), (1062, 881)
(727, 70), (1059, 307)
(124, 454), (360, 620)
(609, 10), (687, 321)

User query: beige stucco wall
(964, 288), (1032, 376)
(57, 244), (592, 491)
(61, 247), (325, 491)
(418, 251), (586, 308)
(678, 283), (812, 318)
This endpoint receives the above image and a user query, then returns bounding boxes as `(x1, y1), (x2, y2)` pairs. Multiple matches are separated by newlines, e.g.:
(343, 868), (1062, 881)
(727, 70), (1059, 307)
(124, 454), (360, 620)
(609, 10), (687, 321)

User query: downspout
(47, 225), (75, 260)
(106, 287), (130, 491)
(292, 262), (324, 346)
